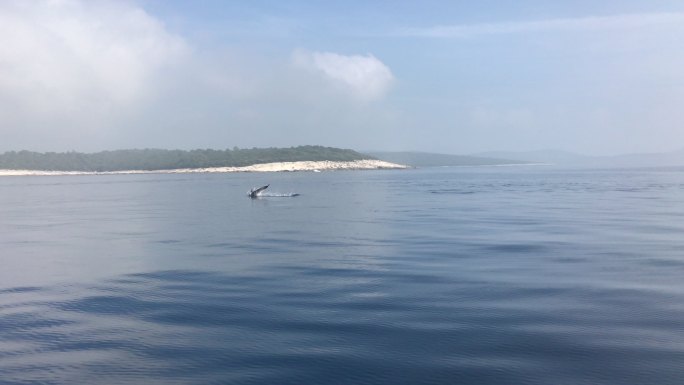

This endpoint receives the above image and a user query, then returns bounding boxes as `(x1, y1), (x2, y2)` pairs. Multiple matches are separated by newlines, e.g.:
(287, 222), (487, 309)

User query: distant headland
(0, 146), (407, 176)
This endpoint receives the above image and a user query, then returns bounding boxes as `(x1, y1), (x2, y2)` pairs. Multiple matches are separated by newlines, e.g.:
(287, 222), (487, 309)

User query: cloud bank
(292, 50), (394, 101)
(0, 1), (397, 151)
(0, 0), (188, 150)
(0, 0), (186, 113)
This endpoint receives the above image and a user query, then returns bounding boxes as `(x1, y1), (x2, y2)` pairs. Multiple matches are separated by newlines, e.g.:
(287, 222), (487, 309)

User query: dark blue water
(2, 167), (684, 384)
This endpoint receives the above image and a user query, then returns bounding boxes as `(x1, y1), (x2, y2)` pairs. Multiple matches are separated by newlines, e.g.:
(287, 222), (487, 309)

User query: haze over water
(1, 166), (684, 384)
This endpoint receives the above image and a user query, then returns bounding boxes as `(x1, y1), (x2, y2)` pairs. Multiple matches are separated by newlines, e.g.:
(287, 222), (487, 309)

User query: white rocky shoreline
(0, 159), (408, 176)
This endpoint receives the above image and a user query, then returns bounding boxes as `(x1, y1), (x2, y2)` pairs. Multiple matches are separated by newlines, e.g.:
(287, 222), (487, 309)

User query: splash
(258, 192), (300, 197)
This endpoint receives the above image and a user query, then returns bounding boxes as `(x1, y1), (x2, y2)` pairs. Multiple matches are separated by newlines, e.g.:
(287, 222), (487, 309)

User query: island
(0, 146), (407, 176)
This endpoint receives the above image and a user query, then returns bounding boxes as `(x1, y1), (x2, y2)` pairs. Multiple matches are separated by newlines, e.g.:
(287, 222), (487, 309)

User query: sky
(1, 0), (683, 155)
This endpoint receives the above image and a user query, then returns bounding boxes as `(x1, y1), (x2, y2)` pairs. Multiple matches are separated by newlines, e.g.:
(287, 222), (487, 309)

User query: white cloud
(292, 50), (394, 101)
(0, 0), (397, 151)
(402, 12), (684, 38)
(0, 0), (187, 117)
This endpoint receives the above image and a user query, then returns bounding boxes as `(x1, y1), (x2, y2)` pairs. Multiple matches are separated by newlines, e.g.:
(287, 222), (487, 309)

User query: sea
(1, 166), (683, 385)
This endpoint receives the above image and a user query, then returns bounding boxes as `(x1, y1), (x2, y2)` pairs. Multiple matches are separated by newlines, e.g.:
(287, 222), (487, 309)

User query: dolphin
(248, 184), (269, 198)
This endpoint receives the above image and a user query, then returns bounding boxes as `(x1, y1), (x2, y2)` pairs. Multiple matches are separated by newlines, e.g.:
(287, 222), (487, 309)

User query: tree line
(0, 146), (372, 172)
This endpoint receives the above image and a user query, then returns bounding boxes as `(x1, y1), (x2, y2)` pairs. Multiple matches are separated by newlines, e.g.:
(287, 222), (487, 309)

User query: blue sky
(2, 0), (683, 155)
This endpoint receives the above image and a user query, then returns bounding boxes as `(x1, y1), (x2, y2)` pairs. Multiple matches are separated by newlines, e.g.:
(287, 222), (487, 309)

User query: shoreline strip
(0, 159), (408, 177)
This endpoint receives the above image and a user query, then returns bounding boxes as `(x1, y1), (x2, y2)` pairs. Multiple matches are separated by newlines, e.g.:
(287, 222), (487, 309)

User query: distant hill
(475, 150), (585, 165)
(475, 149), (684, 168)
(369, 151), (527, 167)
(0, 146), (373, 172)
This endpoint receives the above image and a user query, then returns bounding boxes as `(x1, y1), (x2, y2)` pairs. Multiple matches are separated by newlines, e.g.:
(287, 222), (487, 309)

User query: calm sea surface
(1, 167), (684, 384)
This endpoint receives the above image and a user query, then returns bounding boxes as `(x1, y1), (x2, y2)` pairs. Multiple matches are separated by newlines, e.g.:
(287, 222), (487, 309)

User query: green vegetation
(0, 146), (373, 172)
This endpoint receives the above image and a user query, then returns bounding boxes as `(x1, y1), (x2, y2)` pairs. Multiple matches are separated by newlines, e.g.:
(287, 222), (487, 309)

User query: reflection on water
(1, 167), (684, 384)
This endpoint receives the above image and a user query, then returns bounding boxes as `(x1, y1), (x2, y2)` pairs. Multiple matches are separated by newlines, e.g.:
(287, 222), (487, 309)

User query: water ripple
(2, 168), (684, 384)
(1, 266), (683, 384)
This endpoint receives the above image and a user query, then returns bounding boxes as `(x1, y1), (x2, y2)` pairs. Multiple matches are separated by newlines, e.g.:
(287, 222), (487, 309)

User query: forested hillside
(0, 146), (372, 172)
